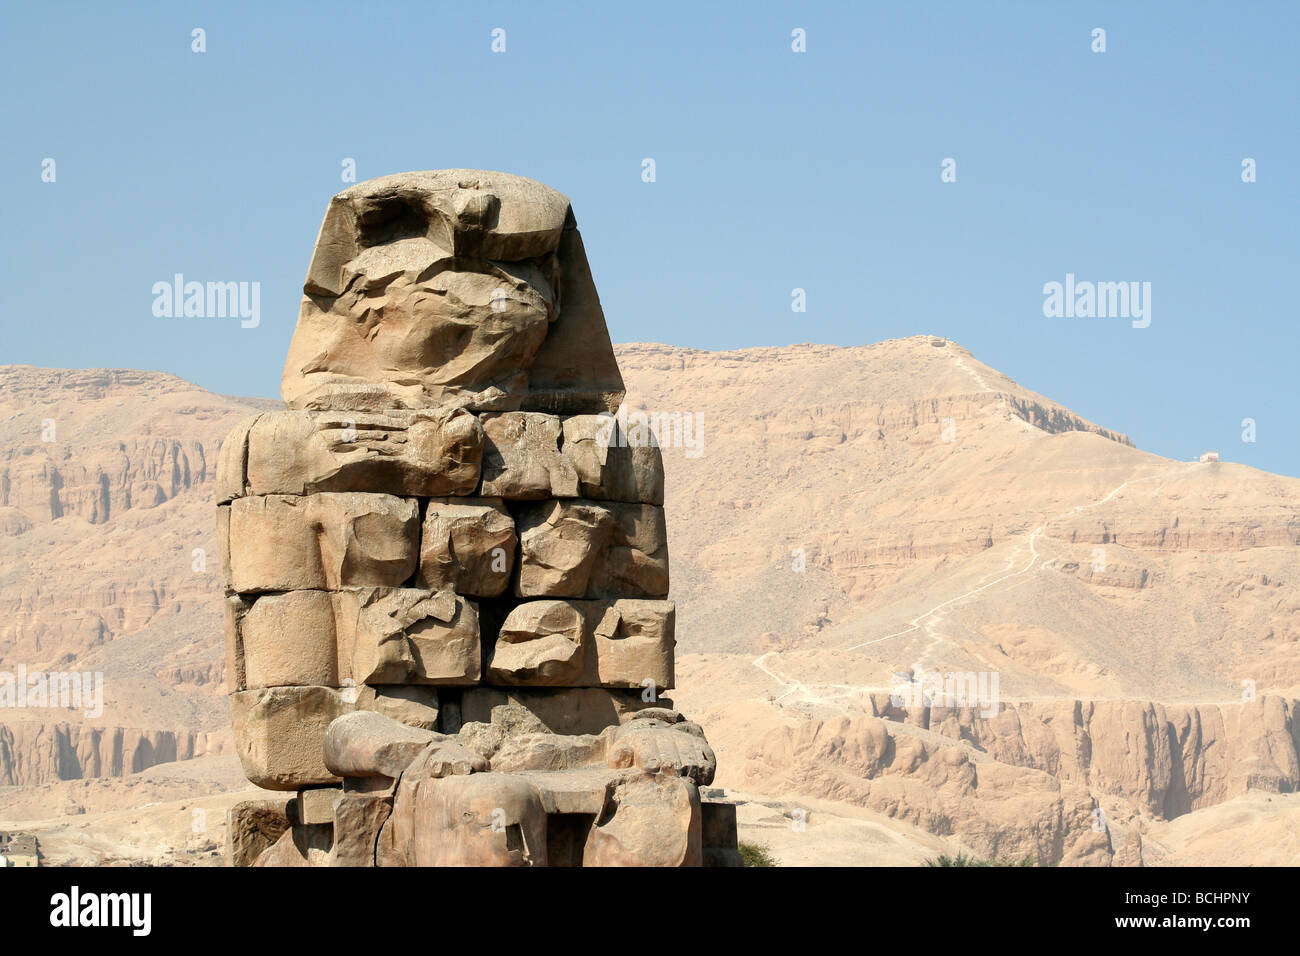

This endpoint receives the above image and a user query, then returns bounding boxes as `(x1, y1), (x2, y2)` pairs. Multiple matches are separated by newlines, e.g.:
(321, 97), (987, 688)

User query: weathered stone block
(598, 503), (670, 597)
(487, 599), (674, 690)
(514, 500), (668, 598)
(245, 408), (481, 497)
(241, 590), (339, 689)
(254, 822), (334, 867)
(586, 599), (674, 690)
(216, 416), (256, 504)
(223, 592), (249, 693)
(353, 684), (440, 730)
(416, 497), (515, 596)
(514, 499), (612, 597)
(230, 685), (353, 790)
(583, 776), (701, 867)
(227, 798), (291, 867)
(297, 785), (342, 825)
(487, 600), (586, 685)
(480, 412), (579, 498)
(336, 587), (480, 686)
(227, 493), (418, 593)
(217, 503), (232, 589)
(382, 772), (547, 867)
(329, 792), (392, 867)
(460, 687), (667, 736)
(562, 415), (664, 505)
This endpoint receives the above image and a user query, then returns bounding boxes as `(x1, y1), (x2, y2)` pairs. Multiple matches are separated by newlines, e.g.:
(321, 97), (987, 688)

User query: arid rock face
(5, 332), (1299, 863)
(220, 171), (730, 866)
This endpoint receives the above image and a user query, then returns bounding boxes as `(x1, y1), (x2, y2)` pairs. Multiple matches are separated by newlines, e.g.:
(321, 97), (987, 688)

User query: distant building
(0, 831), (41, 867)
(1200, 451), (1220, 463)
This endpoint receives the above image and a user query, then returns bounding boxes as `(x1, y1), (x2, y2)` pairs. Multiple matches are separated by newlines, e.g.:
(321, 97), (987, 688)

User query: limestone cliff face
(0, 722), (230, 787)
(0, 366), (268, 781)
(923, 696), (1300, 816)
(2, 341), (1298, 870)
(744, 713), (1114, 866)
(740, 695), (1300, 864)
(0, 366), (273, 529)
(1, 436), (213, 525)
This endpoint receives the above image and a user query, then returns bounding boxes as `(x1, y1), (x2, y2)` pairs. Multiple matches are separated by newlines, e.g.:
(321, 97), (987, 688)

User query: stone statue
(218, 170), (738, 866)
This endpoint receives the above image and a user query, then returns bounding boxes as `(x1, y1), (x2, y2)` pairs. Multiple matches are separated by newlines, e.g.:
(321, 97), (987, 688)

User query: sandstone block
(583, 776), (701, 867)
(227, 798), (291, 867)
(329, 793), (392, 867)
(241, 590), (339, 689)
(587, 599), (675, 689)
(460, 687), (667, 736)
(487, 599), (674, 690)
(353, 684), (440, 731)
(230, 685), (353, 790)
(599, 503), (670, 597)
(216, 416), (256, 503)
(217, 503), (232, 589)
(227, 493), (418, 593)
(254, 823), (334, 867)
(383, 772), (548, 867)
(245, 408), (481, 497)
(297, 785), (342, 825)
(487, 601), (586, 685)
(514, 500), (669, 598)
(514, 499), (612, 597)
(336, 587), (480, 685)
(416, 497), (516, 596)
(480, 412), (579, 498)
(562, 415), (664, 505)
(223, 593), (249, 693)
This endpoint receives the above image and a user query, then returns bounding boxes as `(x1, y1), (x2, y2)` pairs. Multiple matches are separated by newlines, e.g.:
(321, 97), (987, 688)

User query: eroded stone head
(282, 170), (624, 415)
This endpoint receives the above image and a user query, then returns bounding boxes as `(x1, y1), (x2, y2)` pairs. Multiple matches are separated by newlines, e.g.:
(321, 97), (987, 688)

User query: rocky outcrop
(744, 714), (1113, 866)
(0, 722), (229, 787)
(0, 438), (214, 526)
(895, 695), (1300, 817)
(740, 695), (1300, 865)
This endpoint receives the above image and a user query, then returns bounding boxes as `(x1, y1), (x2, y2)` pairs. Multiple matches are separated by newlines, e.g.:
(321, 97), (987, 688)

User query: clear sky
(3, 1), (1297, 474)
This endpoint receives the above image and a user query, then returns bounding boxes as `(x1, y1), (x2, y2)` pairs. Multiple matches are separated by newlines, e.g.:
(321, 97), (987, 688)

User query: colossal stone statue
(218, 170), (738, 866)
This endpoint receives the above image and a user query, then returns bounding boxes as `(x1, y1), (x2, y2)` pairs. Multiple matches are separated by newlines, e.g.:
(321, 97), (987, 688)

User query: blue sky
(3, 1), (1297, 474)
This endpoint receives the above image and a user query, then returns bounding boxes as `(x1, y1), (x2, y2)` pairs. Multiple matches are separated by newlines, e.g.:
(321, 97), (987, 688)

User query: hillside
(2, 339), (1297, 864)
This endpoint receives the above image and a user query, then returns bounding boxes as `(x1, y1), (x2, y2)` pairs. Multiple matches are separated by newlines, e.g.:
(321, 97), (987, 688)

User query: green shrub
(739, 841), (778, 867)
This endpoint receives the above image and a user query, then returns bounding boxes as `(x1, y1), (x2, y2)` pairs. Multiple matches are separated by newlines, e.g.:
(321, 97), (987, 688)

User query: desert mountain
(2, 338), (1298, 865)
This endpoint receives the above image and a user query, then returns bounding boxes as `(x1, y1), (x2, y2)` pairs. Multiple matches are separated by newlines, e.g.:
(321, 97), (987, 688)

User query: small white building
(1200, 451), (1220, 463)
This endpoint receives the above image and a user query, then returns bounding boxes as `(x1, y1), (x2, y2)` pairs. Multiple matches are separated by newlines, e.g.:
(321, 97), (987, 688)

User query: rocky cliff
(2, 340), (1298, 865)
